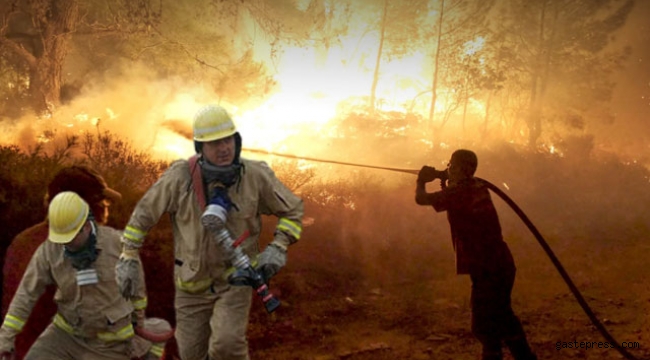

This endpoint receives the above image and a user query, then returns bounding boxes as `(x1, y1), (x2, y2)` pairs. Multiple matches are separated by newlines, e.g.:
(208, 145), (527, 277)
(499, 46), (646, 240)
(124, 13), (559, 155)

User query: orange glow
(0, 6), (503, 166)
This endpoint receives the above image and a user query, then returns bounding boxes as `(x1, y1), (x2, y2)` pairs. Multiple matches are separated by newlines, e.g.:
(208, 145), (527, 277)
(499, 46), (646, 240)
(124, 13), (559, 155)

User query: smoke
(284, 141), (650, 322)
(161, 119), (193, 141)
(0, 118), (40, 150)
(0, 64), (221, 160)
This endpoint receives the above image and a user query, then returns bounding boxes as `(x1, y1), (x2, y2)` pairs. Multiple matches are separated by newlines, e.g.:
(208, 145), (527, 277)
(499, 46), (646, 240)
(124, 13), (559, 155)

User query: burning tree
(0, 0), (162, 115)
(357, 0), (429, 113)
(421, 0), (496, 126)
(0, 0), (82, 115)
(0, 0), (349, 117)
(495, 0), (635, 147)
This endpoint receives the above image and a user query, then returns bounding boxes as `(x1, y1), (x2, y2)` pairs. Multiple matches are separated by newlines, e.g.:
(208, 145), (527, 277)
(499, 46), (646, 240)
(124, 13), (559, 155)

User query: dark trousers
(470, 268), (535, 360)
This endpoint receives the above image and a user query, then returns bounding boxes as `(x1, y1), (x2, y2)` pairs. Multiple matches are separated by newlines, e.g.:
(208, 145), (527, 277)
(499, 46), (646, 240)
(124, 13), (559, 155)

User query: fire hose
(242, 147), (643, 360)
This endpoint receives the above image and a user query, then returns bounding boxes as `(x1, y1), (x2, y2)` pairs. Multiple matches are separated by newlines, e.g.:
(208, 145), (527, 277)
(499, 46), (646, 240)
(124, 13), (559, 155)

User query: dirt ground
(244, 231), (650, 360)
(4, 148), (648, 360)
(238, 163), (650, 360)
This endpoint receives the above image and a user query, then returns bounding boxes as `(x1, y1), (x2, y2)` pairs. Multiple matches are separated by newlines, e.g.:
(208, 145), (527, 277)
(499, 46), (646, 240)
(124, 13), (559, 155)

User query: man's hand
(0, 339), (14, 360)
(115, 248), (140, 299)
(0, 336), (15, 360)
(417, 166), (439, 183)
(132, 310), (146, 330)
(256, 244), (287, 283)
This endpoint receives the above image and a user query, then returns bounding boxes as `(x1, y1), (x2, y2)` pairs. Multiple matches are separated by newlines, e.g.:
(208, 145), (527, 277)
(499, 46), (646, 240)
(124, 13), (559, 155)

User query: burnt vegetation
(1, 132), (649, 359)
(1, 0), (649, 358)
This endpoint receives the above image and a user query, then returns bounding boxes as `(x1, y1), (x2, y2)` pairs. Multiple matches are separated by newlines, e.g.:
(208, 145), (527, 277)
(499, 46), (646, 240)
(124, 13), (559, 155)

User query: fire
(144, 28), (446, 162)
(1, 10), (498, 168)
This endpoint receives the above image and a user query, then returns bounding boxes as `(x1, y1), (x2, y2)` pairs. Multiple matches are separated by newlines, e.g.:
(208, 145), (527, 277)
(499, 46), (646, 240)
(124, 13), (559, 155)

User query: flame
(2, 12), (501, 169)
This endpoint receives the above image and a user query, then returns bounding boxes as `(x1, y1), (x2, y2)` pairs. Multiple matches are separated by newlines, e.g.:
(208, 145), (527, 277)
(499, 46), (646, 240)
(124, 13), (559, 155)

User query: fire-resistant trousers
(174, 283), (252, 360)
(24, 323), (132, 360)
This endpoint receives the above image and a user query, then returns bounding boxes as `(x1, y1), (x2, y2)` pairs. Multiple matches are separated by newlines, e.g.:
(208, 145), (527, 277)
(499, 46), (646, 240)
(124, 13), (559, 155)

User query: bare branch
(145, 27), (228, 74)
(0, 36), (36, 67)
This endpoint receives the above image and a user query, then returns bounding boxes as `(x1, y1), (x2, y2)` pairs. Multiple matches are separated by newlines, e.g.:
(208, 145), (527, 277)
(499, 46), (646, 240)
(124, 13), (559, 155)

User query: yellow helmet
(193, 105), (237, 143)
(48, 191), (89, 244)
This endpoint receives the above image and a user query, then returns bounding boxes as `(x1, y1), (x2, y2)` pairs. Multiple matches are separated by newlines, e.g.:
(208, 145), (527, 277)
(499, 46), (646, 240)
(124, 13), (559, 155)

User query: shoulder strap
(189, 154), (206, 210)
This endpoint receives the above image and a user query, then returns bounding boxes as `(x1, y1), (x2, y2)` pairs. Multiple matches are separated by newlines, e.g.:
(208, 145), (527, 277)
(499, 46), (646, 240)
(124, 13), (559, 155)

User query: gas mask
(198, 132), (243, 188)
(64, 221), (99, 271)
(200, 159), (242, 188)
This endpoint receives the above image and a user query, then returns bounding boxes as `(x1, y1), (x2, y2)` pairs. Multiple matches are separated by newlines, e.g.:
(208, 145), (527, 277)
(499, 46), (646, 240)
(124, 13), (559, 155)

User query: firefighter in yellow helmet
(116, 104), (304, 360)
(2, 165), (124, 359)
(0, 192), (171, 360)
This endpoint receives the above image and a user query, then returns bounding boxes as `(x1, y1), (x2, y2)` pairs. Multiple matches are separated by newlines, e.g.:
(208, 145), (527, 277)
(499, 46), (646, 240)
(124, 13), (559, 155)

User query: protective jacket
(0, 225), (147, 352)
(2, 222), (56, 358)
(123, 157), (304, 294)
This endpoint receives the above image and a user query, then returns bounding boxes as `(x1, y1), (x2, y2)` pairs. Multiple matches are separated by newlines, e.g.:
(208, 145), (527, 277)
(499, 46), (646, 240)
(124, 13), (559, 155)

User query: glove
(0, 329), (15, 360)
(132, 309), (146, 329)
(115, 248), (140, 299)
(256, 244), (287, 283)
(417, 165), (439, 183)
(0, 340), (14, 360)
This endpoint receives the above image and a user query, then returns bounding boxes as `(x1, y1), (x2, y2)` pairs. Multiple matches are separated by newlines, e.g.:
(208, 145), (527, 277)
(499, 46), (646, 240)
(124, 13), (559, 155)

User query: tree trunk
(461, 95), (468, 133)
(532, 4), (559, 147)
(461, 57), (470, 135)
(481, 90), (492, 137)
(30, 57), (62, 113)
(526, 0), (547, 148)
(6, 0), (80, 114)
(369, 0), (389, 112)
(428, 0), (445, 126)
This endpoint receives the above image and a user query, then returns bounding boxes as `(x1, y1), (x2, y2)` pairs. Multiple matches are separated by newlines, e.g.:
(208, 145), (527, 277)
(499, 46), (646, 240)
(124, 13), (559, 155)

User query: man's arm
(130, 259), (147, 328)
(415, 180), (431, 206)
(0, 246), (52, 353)
(258, 163), (304, 250)
(254, 162), (303, 282)
(415, 165), (447, 207)
(122, 162), (183, 249)
(117, 161), (183, 299)
(415, 180), (451, 213)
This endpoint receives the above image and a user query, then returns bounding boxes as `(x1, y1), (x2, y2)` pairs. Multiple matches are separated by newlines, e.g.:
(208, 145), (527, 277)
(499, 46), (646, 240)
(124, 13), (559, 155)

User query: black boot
(482, 350), (503, 360)
(505, 336), (537, 360)
(480, 339), (503, 360)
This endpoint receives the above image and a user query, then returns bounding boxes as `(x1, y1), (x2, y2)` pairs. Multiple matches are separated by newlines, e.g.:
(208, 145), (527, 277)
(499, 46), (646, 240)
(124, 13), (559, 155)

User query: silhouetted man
(415, 149), (536, 360)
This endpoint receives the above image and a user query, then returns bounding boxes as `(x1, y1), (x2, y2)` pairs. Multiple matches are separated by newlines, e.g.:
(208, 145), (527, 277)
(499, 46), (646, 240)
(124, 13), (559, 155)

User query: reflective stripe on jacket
(125, 158), (304, 293)
(53, 313), (134, 342)
(0, 225), (144, 346)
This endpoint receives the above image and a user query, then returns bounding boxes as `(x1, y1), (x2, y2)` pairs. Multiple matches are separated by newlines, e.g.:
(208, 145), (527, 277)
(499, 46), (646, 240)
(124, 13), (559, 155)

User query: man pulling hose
(415, 149), (536, 360)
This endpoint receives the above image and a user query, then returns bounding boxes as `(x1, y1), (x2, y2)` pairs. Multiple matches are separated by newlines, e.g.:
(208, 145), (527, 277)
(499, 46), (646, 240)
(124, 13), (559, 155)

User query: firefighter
(415, 149), (536, 360)
(2, 165), (124, 358)
(1, 166), (172, 360)
(0, 192), (148, 359)
(115, 104), (304, 360)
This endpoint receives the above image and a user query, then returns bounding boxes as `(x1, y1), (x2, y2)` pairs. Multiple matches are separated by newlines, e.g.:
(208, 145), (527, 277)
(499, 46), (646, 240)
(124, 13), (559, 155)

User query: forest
(1, 0), (649, 359)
